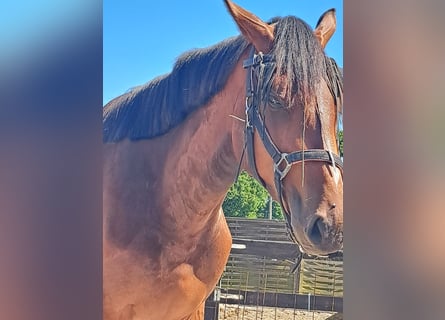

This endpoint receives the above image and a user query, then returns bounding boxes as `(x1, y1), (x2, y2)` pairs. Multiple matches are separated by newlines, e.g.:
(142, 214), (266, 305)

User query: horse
(103, 1), (343, 319)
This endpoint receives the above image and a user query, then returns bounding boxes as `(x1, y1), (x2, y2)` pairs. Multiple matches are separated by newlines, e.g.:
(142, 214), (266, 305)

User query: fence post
(204, 289), (220, 320)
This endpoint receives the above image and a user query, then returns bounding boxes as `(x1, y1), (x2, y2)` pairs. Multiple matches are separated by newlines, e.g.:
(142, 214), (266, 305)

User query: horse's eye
(269, 94), (283, 109)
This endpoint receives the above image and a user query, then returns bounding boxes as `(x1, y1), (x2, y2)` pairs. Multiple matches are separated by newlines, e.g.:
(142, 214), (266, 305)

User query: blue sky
(103, 0), (343, 105)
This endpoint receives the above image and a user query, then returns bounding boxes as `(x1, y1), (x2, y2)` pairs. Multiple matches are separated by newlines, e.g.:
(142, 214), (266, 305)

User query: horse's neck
(103, 58), (247, 253)
(164, 95), (242, 220)
(160, 78), (245, 232)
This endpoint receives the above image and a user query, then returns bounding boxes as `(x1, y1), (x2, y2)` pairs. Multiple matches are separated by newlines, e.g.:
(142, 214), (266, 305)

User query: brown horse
(103, 1), (343, 319)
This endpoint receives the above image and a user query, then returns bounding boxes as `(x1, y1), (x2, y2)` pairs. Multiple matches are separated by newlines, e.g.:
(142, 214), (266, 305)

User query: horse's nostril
(307, 217), (323, 245)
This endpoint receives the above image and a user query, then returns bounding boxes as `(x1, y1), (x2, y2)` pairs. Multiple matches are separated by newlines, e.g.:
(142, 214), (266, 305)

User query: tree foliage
(223, 172), (284, 219)
(222, 172), (269, 218)
(256, 197), (284, 220)
(338, 130), (344, 157)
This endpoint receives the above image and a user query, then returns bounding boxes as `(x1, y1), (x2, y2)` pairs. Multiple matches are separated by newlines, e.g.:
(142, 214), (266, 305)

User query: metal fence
(205, 218), (343, 320)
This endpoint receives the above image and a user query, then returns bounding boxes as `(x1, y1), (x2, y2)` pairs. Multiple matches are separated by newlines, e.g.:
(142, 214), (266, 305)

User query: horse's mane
(103, 36), (249, 142)
(103, 16), (343, 143)
(266, 16), (343, 115)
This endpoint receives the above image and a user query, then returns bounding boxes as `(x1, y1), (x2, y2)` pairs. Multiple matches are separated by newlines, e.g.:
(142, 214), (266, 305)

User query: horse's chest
(104, 258), (209, 319)
(104, 213), (232, 319)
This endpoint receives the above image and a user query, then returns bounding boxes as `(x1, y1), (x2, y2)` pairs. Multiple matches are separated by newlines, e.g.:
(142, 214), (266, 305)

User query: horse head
(225, 0), (343, 255)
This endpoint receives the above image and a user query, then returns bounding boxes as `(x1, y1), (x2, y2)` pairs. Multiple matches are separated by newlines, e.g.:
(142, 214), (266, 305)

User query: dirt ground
(217, 304), (338, 320)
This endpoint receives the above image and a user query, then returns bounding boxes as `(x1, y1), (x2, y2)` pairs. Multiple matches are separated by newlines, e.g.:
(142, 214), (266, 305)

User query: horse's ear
(223, 0), (274, 53)
(314, 8), (336, 49)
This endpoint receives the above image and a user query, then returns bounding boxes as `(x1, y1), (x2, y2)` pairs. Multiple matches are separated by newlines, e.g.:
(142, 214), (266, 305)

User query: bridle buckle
(274, 153), (292, 180)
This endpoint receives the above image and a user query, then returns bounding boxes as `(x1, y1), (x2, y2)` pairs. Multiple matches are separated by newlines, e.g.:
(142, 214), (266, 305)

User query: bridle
(241, 47), (343, 245)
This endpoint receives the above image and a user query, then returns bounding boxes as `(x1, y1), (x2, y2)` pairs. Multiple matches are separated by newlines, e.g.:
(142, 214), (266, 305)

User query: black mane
(269, 16), (333, 110)
(103, 36), (249, 142)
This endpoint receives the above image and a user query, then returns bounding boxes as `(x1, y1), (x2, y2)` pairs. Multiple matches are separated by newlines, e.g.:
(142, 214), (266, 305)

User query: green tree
(339, 130), (343, 157)
(223, 172), (284, 219)
(222, 172), (268, 218)
(257, 197), (284, 220)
